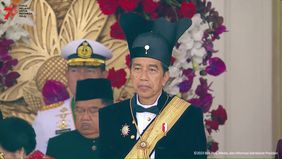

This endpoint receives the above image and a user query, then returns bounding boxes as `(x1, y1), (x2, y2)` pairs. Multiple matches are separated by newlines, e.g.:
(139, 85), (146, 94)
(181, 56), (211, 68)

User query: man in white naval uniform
(32, 39), (112, 153)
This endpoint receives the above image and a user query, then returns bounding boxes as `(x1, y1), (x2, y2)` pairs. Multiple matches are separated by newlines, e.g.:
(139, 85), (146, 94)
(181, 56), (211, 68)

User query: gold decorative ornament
(121, 123), (130, 137)
(67, 58), (105, 66)
(77, 41), (93, 58)
(39, 101), (64, 111)
(139, 141), (148, 149)
(57, 107), (71, 130)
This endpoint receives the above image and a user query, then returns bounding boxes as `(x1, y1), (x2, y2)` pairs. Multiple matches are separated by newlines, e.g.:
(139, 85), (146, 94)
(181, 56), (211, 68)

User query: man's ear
(102, 70), (108, 78)
(162, 71), (170, 87)
(65, 68), (69, 80)
(17, 147), (25, 159)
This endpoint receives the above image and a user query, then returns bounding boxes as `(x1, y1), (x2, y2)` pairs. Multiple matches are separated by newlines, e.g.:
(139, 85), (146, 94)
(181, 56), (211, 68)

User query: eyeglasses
(74, 107), (99, 115)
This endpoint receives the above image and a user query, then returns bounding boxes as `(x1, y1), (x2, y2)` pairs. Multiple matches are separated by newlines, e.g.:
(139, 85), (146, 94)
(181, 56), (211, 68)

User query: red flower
(107, 68), (127, 88)
(195, 78), (210, 97)
(182, 68), (195, 80)
(158, 4), (177, 21)
(178, 1), (197, 19)
(206, 57), (226, 76)
(213, 24), (228, 41)
(28, 150), (44, 159)
(97, 0), (119, 15)
(42, 80), (70, 105)
(209, 141), (219, 152)
(110, 21), (125, 40)
(205, 119), (218, 134)
(150, 12), (159, 20)
(170, 56), (176, 65)
(118, 0), (138, 11)
(178, 79), (193, 93)
(125, 54), (130, 68)
(142, 0), (159, 14)
(3, 71), (20, 87)
(28, 150), (54, 159)
(211, 105), (227, 125)
(189, 93), (213, 113)
(4, 4), (18, 20)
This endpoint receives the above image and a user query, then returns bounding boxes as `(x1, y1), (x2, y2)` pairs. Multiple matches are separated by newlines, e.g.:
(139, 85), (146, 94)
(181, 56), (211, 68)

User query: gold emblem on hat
(77, 41), (92, 58)
(121, 123), (130, 137)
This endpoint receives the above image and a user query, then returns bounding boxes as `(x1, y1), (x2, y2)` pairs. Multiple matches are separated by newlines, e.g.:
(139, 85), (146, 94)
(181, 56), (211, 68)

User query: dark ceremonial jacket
(46, 130), (99, 159)
(99, 91), (207, 159)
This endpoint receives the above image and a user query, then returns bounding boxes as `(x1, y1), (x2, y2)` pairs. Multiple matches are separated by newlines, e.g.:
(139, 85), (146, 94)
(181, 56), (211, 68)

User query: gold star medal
(121, 123), (130, 137)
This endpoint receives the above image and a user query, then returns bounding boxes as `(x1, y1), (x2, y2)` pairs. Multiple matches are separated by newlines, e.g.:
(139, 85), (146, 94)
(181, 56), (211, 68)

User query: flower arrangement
(0, 0), (33, 92)
(98, 0), (227, 152)
(28, 150), (54, 159)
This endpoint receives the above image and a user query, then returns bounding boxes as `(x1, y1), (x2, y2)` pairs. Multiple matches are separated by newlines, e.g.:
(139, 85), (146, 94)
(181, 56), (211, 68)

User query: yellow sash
(125, 96), (190, 159)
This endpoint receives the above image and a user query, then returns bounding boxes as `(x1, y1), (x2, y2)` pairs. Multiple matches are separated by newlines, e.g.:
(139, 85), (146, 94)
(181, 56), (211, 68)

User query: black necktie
(135, 105), (159, 114)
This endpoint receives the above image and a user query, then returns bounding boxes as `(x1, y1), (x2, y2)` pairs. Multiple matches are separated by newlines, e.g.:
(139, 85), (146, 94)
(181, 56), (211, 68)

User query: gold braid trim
(39, 101), (64, 111)
(67, 58), (105, 66)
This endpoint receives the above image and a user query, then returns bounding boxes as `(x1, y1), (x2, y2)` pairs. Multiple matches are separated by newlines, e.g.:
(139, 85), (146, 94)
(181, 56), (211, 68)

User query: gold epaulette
(39, 101), (64, 111)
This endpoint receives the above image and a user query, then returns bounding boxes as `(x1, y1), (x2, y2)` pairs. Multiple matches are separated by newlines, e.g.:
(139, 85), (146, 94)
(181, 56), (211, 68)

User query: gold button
(130, 135), (135, 139)
(147, 117), (151, 121)
(132, 120), (135, 124)
(140, 141), (147, 148)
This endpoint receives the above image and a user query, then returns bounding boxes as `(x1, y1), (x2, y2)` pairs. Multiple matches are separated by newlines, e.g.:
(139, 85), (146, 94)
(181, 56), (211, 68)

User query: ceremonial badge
(138, 140), (148, 149)
(162, 122), (168, 135)
(77, 41), (92, 58)
(55, 107), (71, 135)
(121, 123), (130, 137)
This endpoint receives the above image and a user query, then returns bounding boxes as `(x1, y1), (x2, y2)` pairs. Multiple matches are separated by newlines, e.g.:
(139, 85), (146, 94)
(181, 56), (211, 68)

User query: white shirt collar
(136, 92), (162, 108)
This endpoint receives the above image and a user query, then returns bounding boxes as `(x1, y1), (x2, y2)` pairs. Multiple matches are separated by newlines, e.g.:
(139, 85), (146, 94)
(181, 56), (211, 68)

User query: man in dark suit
(99, 13), (207, 159)
(46, 78), (113, 159)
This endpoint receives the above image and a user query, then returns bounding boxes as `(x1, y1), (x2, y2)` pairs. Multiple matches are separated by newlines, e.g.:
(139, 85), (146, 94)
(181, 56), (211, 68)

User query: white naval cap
(61, 39), (112, 67)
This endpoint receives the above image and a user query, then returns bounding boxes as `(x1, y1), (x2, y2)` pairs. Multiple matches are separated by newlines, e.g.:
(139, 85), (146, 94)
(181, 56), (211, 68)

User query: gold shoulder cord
(129, 95), (169, 158)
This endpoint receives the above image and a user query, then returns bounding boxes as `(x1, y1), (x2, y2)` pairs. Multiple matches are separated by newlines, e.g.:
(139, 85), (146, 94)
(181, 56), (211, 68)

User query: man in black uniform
(99, 13), (207, 159)
(46, 78), (113, 159)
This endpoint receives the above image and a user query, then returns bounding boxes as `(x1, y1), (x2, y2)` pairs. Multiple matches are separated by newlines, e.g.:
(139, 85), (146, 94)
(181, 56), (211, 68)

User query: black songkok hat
(75, 78), (113, 101)
(119, 13), (192, 68)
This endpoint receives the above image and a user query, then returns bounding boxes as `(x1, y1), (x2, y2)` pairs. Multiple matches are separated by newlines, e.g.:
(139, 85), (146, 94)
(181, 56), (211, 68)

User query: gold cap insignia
(77, 41), (93, 59)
